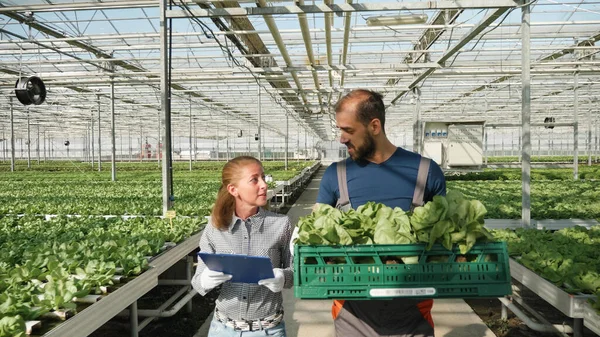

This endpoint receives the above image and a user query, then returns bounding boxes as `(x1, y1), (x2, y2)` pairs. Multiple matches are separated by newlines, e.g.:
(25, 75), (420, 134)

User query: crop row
(0, 215), (206, 337)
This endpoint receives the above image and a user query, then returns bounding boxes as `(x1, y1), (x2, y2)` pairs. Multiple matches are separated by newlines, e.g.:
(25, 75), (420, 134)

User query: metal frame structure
(40, 231), (201, 337)
(508, 258), (594, 337)
(1, 1), (598, 138)
(1, 0), (600, 219)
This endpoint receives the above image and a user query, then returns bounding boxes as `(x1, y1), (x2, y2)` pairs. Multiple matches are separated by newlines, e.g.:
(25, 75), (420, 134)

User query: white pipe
(256, 0), (308, 106)
(324, 0), (333, 92)
(511, 296), (573, 335)
(498, 297), (571, 335)
(141, 291), (198, 317)
(297, 0), (323, 109)
(117, 283), (197, 318)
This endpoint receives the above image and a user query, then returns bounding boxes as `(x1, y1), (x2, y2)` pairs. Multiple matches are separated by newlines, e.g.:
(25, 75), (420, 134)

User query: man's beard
(348, 132), (375, 161)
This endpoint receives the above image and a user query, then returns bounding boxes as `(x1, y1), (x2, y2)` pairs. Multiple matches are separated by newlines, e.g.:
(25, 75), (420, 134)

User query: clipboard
(197, 252), (274, 284)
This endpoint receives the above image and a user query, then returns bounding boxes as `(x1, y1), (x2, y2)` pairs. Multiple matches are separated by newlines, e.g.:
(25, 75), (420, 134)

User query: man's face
(336, 109), (376, 161)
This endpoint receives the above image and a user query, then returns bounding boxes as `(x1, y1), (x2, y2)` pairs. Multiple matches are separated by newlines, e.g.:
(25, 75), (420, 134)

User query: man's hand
(258, 268), (285, 293)
(200, 268), (232, 291)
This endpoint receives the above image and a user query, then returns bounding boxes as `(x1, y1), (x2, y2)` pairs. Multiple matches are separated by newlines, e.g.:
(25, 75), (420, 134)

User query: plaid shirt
(191, 208), (294, 321)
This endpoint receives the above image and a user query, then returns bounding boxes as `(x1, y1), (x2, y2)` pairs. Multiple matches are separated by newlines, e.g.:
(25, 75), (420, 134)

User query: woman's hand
(258, 268), (285, 293)
(200, 269), (233, 291)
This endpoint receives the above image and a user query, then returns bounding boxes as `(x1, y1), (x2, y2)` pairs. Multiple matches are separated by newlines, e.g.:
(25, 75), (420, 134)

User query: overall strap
(335, 160), (351, 211)
(411, 157), (431, 210)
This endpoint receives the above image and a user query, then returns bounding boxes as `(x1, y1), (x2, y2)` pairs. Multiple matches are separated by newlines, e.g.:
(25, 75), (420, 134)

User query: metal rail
(507, 258), (595, 337)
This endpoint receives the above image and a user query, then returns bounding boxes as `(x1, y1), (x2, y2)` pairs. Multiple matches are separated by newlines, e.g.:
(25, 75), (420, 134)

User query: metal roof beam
(0, 1), (157, 13)
(390, 6), (512, 104)
(167, 0), (517, 18)
(386, 8), (463, 86)
(431, 31), (600, 108)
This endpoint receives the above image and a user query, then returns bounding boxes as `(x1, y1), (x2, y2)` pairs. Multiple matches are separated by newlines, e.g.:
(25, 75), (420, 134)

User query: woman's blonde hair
(211, 156), (263, 230)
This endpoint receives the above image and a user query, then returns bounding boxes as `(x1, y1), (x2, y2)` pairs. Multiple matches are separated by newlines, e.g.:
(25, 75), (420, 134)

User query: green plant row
(0, 160), (315, 173)
(486, 156), (598, 163)
(491, 226), (600, 314)
(0, 161), (316, 216)
(0, 215), (206, 337)
(447, 180), (600, 220)
(446, 166), (600, 181)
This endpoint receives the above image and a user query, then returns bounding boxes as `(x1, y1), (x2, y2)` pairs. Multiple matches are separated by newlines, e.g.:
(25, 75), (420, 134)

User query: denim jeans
(208, 318), (286, 337)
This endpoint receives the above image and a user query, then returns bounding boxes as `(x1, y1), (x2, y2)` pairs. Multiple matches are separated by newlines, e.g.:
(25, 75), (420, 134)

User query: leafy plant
(295, 190), (493, 254)
(0, 315), (25, 337)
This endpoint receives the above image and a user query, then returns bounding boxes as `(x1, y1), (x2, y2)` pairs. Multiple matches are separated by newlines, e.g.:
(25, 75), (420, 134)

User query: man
(316, 89), (446, 337)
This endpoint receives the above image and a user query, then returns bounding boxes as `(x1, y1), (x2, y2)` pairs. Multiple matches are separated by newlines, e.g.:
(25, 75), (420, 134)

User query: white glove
(290, 227), (299, 258)
(200, 268), (232, 291)
(258, 268), (285, 293)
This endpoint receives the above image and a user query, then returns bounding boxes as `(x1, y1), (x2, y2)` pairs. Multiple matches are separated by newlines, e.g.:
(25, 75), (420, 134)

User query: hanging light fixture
(366, 13), (428, 26)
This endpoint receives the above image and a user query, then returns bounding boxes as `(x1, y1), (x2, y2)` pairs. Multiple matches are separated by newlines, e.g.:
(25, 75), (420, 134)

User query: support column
(257, 86), (262, 161)
(484, 127), (488, 165)
(416, 88), (422, 154)
(587, 108), (592, 166)
(119, 130), (123, 161)
(98, 95), (102, 171)
(84, 124), (88, 163)
(110, 81), (117, 181)
(193, 117), (196, 162)
(304, 129), (307, 160)
(27, 112), (31, 168)
(189, 99), (192, 171)
(548, 130), (551, 156)
(160, 0), (174, 214)
(518, 128), (522, 162)
(10, 98), (15, 172)
(226, 113), (230, 161)
(140, 126), (143, 163)
(91, 115), (95, 168)
(43, 130), (46, 161)
(128, 129), (132, 162)
(573, 71), (579, 179)
(511, 130), (514, 157)
(484, 100), (488, 165)
(285, 113), (289, 170)
(594, 120), (600, 161)
(36, 126), (40, 164)
(521, 1), (531, 227)
(157, 111), (161, 166)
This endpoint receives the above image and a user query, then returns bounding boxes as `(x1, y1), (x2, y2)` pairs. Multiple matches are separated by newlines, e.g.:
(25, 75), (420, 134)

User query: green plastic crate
(294, 242), (512, 299)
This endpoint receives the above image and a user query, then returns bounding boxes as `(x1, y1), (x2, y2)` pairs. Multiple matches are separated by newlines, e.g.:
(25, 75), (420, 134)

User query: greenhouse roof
(0, 0), (599, 143)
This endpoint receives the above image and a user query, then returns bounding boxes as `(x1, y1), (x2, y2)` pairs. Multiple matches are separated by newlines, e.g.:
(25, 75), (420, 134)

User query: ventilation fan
(15, 76), (46, 105)
(543, 117), (555, 129)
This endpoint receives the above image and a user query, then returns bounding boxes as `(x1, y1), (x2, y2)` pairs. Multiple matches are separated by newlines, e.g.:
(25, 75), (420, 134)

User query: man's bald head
(334, 89), (386, 132)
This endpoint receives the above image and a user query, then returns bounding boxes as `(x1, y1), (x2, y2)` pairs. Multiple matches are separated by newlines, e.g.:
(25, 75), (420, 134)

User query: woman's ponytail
(211, 184), (235, 230)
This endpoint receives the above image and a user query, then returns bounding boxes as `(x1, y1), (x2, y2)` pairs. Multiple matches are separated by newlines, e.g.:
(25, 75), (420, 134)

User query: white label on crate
(369, 288), (436, 297)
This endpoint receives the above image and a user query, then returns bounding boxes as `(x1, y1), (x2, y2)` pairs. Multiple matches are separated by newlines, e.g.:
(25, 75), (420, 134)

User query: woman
(191, 156), (293, 337)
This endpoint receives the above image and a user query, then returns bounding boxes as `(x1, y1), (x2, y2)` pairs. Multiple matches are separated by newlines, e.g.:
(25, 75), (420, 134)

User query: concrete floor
(196, 166), (496, 337)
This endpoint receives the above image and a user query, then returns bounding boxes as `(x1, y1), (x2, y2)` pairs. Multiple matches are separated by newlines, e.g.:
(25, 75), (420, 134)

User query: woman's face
(229, 162), (268, 208)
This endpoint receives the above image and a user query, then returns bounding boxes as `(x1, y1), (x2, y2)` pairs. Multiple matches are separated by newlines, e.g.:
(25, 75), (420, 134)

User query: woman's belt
(214, 309), (283, 331)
